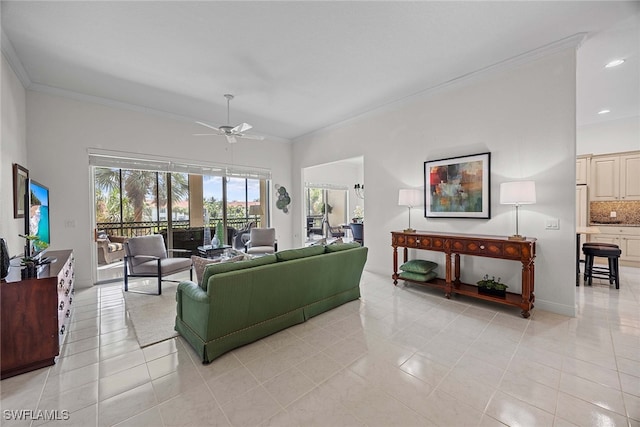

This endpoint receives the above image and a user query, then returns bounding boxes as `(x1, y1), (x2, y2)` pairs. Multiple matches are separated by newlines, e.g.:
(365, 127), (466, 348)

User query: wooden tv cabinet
(1, 250), (75, 379)
(391, 231), (536, 318)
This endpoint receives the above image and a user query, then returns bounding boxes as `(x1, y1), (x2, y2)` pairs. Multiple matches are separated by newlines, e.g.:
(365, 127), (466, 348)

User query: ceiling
(2, 1), (638, 141)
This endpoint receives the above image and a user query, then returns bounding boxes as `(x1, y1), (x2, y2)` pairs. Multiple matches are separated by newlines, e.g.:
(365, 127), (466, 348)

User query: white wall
(293, 47), (579, 316)
(26, 91), (292, 288)
(1, 53), (28, 256)
(577, 116), (640, 155)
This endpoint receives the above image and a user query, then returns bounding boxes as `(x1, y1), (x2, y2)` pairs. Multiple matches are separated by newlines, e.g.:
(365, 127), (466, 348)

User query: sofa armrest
(176, 281), (210, 339)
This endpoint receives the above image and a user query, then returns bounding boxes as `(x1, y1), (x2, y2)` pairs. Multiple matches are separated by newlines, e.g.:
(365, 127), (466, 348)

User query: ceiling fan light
(598, 109), (611, 115)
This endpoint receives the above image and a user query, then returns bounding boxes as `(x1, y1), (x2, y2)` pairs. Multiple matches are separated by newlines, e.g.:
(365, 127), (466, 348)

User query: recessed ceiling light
(605, 59), (625, 68)
(598, 109), (611, 115)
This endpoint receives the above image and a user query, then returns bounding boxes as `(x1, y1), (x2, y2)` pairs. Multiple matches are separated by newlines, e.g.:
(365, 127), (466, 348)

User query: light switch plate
(545, 218), (560, 230)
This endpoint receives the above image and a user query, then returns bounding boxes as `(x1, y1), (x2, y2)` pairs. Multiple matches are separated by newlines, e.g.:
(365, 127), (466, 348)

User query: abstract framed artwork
(424, 152), (491, 219)
(13, 163), (29, 218)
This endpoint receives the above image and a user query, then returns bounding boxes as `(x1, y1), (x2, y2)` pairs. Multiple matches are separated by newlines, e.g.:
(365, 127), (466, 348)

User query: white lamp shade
(398, 189), (422, 207)
(500, 181), (536, 205)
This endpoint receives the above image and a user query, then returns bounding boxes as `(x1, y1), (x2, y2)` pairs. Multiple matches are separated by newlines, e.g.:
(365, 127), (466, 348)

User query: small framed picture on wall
(424, 152), (491, 219)
(13, 163), (29, 218)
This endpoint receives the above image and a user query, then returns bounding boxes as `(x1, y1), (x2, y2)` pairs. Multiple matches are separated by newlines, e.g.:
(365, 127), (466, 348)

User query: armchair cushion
(126, 235), (167, 267)
(132, 257), (192, 276)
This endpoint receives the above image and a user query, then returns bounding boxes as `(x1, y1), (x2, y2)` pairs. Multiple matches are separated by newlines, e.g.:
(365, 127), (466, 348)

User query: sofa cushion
(400, 259), (438, 274)
(107, 242), (124, 253)
(325, 242), (361, 253)
(201, 254), (277, 291)
(275, 245), (325, 262)
(398, 270), (437, 282)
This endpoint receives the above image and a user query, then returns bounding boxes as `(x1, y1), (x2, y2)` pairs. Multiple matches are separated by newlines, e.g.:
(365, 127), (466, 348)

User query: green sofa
(175, 243), (368, 363)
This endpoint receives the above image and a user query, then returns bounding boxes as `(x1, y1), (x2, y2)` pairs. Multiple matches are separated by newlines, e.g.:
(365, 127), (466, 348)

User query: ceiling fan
(195, 94), (264, 143)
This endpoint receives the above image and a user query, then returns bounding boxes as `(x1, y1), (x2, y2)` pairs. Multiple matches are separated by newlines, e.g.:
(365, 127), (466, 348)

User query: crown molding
(295, 33), (588, 141)
(1, 30), (32, 88)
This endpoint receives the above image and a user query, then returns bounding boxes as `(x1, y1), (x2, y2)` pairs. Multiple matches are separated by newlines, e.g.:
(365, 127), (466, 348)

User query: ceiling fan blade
(196, 121), (221, 132)
(226, 135), (238, 144)
(238, 133), (265, 141)
(232, 122), (252, 133)
(193, 133), (219, 136)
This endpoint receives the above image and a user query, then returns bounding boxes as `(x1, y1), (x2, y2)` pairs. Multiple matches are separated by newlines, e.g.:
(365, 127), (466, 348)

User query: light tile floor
(1, 267), (638, 426)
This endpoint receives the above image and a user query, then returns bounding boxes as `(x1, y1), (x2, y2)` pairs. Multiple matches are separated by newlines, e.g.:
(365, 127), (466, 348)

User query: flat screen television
(27, 179), (50, 256)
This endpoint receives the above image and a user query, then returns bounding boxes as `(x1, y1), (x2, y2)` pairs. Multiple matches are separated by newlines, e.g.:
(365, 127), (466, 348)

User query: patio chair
(324, 218), (345, 238)
(124, 234), (193, 295)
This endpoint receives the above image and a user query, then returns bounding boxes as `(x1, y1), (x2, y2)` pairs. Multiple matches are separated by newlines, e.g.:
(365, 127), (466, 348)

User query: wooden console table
(391, 231), (536, 318)
(1, 250), (75, 379)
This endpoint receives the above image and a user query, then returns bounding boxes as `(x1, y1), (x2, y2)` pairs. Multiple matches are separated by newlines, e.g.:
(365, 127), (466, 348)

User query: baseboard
(533, 299), (576, 317)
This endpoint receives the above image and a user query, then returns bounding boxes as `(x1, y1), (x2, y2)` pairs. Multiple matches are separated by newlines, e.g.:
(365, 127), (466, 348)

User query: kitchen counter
(590, 223), (640, 227)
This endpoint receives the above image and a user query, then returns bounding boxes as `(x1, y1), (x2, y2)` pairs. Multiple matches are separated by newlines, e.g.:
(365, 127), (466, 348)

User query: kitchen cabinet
(576, 156), (590, 185)
(589, 227), (640, 266)
(591, 152), (640, 201)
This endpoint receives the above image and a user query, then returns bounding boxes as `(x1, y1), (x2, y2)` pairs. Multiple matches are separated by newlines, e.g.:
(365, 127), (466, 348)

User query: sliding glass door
(304, 185), (348, 241)
(93, 164), (270, 284)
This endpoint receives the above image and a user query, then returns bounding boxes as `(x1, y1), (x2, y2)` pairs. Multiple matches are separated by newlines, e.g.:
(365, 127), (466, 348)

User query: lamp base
(403, 227), (416, 233)
(508, 234), (526, 241)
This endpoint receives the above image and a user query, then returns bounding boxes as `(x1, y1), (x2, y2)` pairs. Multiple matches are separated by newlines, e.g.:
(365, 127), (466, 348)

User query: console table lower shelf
(398, 277), (533, 313)
(391, 231), (536, 318)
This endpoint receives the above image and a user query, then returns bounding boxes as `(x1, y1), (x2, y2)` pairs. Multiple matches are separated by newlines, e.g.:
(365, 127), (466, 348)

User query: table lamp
(500, 181), (536, 241)
(398, 189), (422, 233)
(249, 204), (262, 226)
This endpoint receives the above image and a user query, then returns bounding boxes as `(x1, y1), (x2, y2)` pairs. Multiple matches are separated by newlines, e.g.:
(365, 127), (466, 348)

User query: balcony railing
(97, 217), (261, 238)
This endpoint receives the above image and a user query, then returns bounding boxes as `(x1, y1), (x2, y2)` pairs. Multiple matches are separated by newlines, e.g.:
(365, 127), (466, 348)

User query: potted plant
(352, 205), (364, 223)
(19, 234), (48, 279)
(476, 274), (508, 297)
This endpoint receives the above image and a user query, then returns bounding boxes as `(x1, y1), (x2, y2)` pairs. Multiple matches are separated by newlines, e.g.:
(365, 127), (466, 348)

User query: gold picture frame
(13, 163), (29, 218)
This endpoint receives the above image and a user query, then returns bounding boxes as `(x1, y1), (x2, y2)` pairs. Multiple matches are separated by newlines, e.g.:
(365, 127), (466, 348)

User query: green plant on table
(476, 274), (508, 291)
(19, 234), (49, 266)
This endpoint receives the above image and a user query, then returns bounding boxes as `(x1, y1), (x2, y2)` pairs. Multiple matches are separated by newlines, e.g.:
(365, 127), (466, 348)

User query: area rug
(123, 281), (179, 348)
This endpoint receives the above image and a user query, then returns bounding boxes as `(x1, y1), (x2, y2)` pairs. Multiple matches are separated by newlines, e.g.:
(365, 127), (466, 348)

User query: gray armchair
(245, 228), (277, 255)
(124, 234), (193, 295)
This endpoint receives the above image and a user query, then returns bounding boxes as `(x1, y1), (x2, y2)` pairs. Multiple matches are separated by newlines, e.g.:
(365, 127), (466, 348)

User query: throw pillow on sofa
(399, 259), (438, 274)
(192, 255), (222, 286)
(192, 254), (246, 287)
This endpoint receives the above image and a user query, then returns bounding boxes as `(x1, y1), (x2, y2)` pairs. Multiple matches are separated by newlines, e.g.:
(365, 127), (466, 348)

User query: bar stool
(582, 244), (621, 289)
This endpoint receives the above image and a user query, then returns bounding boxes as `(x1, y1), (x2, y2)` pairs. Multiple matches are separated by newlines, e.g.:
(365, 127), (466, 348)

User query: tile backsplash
(590, 201), (640, 225)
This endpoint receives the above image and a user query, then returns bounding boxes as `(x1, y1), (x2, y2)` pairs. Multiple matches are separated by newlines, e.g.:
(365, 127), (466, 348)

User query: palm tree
(95, 168), (189, 223)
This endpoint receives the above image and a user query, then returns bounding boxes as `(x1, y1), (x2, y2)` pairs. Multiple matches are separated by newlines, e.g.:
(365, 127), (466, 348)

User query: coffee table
(197, 245), (232, 258)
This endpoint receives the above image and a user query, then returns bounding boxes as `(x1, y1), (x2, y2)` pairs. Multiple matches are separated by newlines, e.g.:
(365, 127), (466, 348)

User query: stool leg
(614, 258), (620, 289)
(583, 254), (589, 284)
(608, 257), (614, 285)
(587, 255), (594, 287)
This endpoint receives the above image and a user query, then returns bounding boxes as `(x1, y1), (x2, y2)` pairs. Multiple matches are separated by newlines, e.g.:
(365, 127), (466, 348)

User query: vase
(21, 264), (38, 279)
(0, 238), (9, 279)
